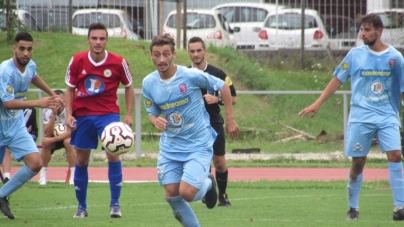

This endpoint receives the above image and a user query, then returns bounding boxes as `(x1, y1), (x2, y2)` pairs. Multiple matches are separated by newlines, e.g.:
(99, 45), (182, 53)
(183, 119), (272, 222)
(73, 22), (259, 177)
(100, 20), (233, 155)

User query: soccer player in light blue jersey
(143, 34), (239, 227)
(0, 32), (63, 219)
(299, 13), (404, 221)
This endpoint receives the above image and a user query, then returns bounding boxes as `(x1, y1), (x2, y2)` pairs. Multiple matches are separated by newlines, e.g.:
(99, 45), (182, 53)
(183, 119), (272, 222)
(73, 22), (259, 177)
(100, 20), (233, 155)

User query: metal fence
(29, 89), (352, 158)
(6, 0), (402, 51)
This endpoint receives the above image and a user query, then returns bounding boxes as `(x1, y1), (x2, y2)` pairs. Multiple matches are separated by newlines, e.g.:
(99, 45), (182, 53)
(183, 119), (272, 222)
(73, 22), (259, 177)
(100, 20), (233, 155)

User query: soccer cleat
(218, 193), (231, 207)
(38, 177), (47, 185)
(3, 177), (9, 184)
(346, 207), (359, 220)
(110, 205), (122, 218)
(204, 173), (217, 209)
(393, 208), (404, 221)
(0, 197), (14, 219)
(73, 206), (88, 218)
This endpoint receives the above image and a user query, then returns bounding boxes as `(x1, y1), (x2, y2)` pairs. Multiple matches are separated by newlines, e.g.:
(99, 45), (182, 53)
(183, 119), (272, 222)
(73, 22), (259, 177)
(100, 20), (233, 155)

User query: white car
(0, 9), (39, 31)
(257, 8), (329, 49)
(213, 3), (284, 50)
(163, 9), (237, 49)
(72, 8), (139, 40)
(356, 9), (404, 48)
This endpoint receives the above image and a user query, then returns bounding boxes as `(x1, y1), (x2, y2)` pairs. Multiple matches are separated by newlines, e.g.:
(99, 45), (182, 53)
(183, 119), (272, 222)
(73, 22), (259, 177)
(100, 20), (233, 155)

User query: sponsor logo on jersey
(85, 75), (105, 95)
(81, 69), (87, 75)
(145, 99), (153, 108)
(6, 86), (13, 94)
(389, 59), (396, 68)
(104, 69), (112, 77)
(361, 70), (391, 77)
(159, 96), (190, 110)
(342, 62), (348, 70)
(179, 83), (187, 94)
(167, 111), (183, 126)
(369, 81), (384, 95)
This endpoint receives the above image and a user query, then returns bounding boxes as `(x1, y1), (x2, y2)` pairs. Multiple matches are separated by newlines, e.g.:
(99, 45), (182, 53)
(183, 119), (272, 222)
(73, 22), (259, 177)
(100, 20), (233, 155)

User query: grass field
(4, 180), (403, 226)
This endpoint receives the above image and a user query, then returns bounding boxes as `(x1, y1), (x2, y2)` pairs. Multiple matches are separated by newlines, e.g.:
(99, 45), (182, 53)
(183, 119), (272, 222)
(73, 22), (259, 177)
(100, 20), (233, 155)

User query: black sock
(216, 169), (228, 196)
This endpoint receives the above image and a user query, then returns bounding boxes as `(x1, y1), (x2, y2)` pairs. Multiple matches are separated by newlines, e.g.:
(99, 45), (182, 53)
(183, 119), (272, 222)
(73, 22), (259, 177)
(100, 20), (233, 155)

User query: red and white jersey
(65, 50), (132, 117)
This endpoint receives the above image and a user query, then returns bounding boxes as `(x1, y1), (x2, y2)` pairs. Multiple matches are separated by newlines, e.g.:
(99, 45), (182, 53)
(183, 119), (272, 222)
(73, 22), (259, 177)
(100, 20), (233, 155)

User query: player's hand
(225, 119), (239, 140)
(124, 115), (133, 127)
(41, 137), (54, 148)
(203, 94), (219, 105)
(27, 125), (32, 132)
(67, 116), (77, 130)
(154, 117), (167, 131)
(298, 103), (321, 118)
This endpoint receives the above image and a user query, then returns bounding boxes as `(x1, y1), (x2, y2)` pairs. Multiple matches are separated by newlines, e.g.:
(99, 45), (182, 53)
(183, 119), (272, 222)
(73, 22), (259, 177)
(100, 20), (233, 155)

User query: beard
(364, 37), (377, 46)
(16, 57), (29, 66)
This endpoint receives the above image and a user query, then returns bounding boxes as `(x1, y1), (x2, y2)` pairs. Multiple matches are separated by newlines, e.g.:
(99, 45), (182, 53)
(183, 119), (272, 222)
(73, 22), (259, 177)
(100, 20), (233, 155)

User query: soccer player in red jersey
(65, 23), (134, 218)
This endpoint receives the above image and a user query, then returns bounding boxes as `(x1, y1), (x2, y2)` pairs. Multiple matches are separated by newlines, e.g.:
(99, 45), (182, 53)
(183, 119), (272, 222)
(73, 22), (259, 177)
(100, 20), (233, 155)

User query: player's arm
(220, 83), (239, 139)
(123, 85), (134, 127)
(149, 115), (167, 131)
(65, 86), (76, 129)
(298, 76), (342, 118)
(43, 110), (56, 137)
(31, 75), (57, 97)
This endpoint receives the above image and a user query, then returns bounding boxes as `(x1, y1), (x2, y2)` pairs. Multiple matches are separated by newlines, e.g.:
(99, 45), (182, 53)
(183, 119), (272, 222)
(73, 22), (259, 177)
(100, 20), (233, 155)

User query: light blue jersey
(0, 58), (38, 161)
(334, 45), (404, 125)
(142, 65), (225, 153)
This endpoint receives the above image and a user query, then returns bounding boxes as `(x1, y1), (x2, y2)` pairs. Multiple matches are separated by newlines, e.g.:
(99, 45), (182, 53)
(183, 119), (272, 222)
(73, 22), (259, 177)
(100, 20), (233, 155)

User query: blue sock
(347, 171), (363, 209)
(0, 165), (36, 198)
(192, 177), (212, 202)
(166, 196), (200, 227)
(388, 162), (404, 207)
(108, 161), (122, 205)
(74, 164), (88, 208)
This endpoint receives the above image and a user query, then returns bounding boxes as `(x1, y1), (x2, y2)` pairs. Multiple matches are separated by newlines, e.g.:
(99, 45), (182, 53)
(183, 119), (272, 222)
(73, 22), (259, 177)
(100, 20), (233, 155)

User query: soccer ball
(54, 123), (67, 136)
(101, 122), (134, 156)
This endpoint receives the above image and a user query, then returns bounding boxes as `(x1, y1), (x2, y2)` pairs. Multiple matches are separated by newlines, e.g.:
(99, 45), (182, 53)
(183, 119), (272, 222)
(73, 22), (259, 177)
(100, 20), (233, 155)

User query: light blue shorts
(157, 148), (213, 189)
(0, 129), (38, 163)
(70, 114), (120, 150)
(346, 122), (401, 157)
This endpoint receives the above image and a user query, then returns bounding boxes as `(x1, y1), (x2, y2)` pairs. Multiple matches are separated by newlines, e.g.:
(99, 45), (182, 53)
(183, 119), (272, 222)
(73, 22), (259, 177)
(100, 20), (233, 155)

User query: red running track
(8, 167), (390, 183)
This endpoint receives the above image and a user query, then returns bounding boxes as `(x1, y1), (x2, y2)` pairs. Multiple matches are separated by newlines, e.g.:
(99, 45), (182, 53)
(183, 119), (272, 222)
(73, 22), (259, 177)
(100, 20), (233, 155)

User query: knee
(180, 191), (195, 202)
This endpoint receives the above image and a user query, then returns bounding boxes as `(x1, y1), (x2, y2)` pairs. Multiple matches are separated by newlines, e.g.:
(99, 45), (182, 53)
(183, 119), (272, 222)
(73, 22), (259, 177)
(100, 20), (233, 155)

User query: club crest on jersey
(389, 59), (395, 68)
(85, 75), (105, 95)
(104, 69), (112, 77)
(168, 111), (183, 126)
(369, 81), (384, 95)
(6, 86), (13, 94)
(179, 83), (187, 94)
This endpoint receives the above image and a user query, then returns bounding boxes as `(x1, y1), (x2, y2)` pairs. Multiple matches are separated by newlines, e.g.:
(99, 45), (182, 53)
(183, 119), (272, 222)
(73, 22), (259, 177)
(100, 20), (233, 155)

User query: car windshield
(377, 12), (404, 29)
(167, 13), (216, 29)
(73, 13), (122, 29)
(265, 13), (318, 29)
(217, 6), (268, 23)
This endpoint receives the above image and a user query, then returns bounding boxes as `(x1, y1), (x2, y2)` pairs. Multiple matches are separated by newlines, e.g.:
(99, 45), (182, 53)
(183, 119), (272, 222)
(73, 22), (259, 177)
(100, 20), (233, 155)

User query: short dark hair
(360, 13), (384, 30)
(150, 34), (175, 52)
(188, 36), (206, 49)
(15, 32), (33, 43)
(88, 23), (108, 37)
(53, 89), (64, 96)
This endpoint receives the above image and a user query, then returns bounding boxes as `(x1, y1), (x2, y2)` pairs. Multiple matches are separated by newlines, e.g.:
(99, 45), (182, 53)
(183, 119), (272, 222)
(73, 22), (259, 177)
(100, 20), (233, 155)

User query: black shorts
(211, 122), (225, 156)
(51, 141), (65, 155)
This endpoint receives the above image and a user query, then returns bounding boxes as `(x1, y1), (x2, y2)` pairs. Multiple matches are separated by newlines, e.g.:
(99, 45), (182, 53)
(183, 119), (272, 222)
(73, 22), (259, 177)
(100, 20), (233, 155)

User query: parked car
(0, 9), (40, 31)
(356, 9), (404, 48)
(72, 8), (139, 40)
(257, 8), (329, 49)
(30, 8), (70, 31)
(163, 9), (238, 49)
(213, 2), (284, 49)
(323, 15), (359, 49)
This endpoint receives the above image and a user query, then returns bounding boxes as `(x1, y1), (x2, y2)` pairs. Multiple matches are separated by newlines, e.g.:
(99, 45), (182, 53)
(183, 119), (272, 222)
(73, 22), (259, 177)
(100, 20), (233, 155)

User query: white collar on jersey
(88, 50), (108, 66)
(191, 61), (208, 71)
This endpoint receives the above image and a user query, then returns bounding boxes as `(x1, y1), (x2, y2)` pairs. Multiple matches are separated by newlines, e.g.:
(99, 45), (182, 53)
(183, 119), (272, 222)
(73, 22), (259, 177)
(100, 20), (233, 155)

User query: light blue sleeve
(397, 56), (404, 93)
(0, 67), (15, 103)
(142, 76), (161, 117)
(333, 49), (354, 83)
(194, 70), (225, 92)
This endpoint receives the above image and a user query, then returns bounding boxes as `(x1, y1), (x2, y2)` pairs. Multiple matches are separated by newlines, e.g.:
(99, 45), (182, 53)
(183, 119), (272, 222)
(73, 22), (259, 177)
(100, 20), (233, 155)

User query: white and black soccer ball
(101, 122), (134, 156)
(54, 123), (67, 136)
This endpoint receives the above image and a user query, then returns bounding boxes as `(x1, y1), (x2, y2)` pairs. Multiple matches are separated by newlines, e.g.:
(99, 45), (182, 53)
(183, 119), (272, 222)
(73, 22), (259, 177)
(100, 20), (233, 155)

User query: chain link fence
(2, 0), (401, 50)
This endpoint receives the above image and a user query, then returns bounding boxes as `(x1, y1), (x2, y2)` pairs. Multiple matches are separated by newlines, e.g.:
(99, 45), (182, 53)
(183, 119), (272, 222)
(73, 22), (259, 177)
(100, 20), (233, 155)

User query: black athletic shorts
(211, 122), (225, 156)
(51, 141), (65, 155)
